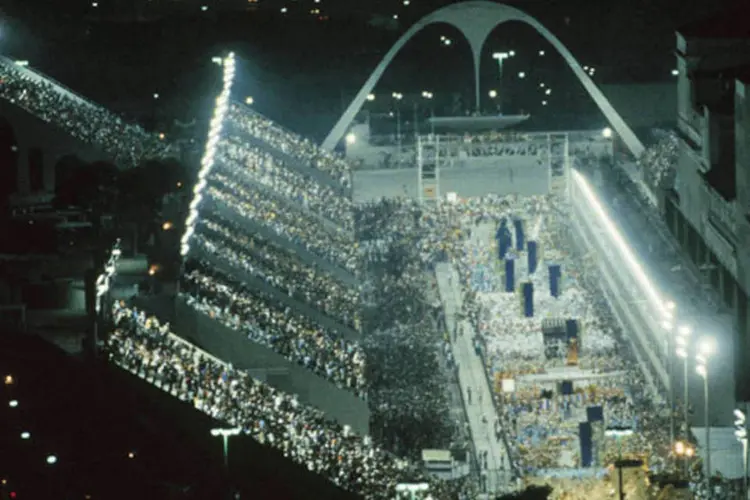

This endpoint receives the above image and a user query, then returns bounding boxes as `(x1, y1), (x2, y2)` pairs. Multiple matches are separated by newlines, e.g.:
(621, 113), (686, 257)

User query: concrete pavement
(436, 262), (513, 495)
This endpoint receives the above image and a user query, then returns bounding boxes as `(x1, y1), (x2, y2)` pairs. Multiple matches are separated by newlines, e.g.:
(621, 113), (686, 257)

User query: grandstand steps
(203, 196), (360, 287)
(191, 245), (360, 340)
(225, 126), (347, 195)
(212, 160), (351, 236)
(171, 296), (371, 435)
(103, 353), (360, 500)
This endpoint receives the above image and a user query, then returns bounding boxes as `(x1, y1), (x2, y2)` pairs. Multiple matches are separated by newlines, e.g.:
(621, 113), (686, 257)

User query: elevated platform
(427, 114), (530, 132)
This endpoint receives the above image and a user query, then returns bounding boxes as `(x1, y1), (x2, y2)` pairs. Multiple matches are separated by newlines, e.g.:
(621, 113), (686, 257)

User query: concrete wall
(0, 98), (114, 198)
(173, 297), (370, 435)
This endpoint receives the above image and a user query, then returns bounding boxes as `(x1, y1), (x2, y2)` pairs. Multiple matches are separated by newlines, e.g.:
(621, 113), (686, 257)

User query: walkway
(436, 261), (512, 496)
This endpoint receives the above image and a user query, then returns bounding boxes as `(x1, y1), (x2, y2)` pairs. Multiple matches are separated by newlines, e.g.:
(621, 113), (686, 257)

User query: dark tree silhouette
(496, 486), (553, 500)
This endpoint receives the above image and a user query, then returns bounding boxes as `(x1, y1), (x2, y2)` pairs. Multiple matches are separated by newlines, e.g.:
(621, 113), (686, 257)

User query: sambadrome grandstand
(0, 2), (741, 499)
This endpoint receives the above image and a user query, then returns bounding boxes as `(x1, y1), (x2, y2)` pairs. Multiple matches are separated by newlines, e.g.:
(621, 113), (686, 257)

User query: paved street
(436, 261), (512, 495)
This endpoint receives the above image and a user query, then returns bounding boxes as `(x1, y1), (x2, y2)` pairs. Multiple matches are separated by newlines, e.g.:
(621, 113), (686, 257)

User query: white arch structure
(322, 0), (644, 159)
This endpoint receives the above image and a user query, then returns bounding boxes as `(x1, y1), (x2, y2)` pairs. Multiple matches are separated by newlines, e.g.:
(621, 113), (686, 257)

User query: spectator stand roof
(426, 114), (530, 133)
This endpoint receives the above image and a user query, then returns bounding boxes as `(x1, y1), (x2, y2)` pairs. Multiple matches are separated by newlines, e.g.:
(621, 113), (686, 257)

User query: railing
(702, 180), (737, 235)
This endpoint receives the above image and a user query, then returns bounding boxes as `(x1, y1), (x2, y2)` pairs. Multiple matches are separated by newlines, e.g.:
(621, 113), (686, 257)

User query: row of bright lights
(95, 239), (122, 313)
(180, 53), (237, 257)
(573, 169), (718, 376)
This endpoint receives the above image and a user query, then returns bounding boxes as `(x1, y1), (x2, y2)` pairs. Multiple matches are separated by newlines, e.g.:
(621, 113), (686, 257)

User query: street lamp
(492, 52), (513, 114)
(735, 409), (748, 495)
(422, 91), (434, 135)
(211, 427), (242, 499)
(605, 427), (635, 500)
(676, 326), (691, 446)
(602, 127), (613, 139)
(346, 133), (356, 145)
(392, 92), (403, 156)
(245, 96), (254, 105)
(696, 337), (715, 488)
(366, 93), (375, 101)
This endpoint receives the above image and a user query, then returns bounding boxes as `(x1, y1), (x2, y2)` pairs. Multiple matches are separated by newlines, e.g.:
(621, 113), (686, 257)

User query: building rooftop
(678, 7), (750, 40)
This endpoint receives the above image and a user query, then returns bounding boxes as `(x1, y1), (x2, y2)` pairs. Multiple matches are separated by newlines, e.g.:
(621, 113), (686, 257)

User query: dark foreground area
(0, 331), (358, 500)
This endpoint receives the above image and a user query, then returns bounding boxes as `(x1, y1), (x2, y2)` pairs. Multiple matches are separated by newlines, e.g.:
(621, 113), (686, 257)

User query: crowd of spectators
(194, 215), (360, 330)
(107, 301), (474, 499)
(227, 103), (351, 188)
(180, 260), (367, 397)
(0, 59), (172, 168)
(205, 180), (360, 276)
(637, 130), (678, 190)
(216, 136), (354, 230)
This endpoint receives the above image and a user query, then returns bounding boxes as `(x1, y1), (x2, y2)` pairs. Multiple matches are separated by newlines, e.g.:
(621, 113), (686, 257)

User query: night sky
(0, 0), (737, 139)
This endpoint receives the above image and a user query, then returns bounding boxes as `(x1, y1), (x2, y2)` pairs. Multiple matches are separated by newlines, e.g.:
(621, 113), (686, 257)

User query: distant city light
(392, 92), (403, 100)
(489, 90), (498, 98)
(127, 451), (136, 459)
(158, 132), (165, 140)
(346, 133), (356, 145)
(46, 455), (57, 465)
(9, 400), (18, 408)
(583, 66), (589, 71)
(421, 91), (433, 99)
(20, 432), (30, 440)
(672, 69), (679, 76)
(538, 50), (545, 56)
(366, 93), (375, 101)
(518, 72), (526, 78)
(148, 264), (160, 276)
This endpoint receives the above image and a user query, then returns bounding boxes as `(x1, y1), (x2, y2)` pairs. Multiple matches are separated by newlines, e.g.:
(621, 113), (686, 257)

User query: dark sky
(0, 0), (735, 139)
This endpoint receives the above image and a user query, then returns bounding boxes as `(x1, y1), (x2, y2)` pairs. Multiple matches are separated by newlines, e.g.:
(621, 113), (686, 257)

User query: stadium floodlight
(489, 90), (498, 98)
(346, 133), (356, 145)
(538, 50), (545, 56)
(541, 100), (547, 106)
(9, 400), (18, 408)
(20, 432), (30, 440)
(571, 170), (664, 312)
(602, 127), (613, 139)
(245, 96), (254, 105)
(201, 5), (208, 11)
(179, 52), (236, 257)
(46, 455), (57, 465)
(672, 69), (679, 76)
(403, 0), (410, 5)
(518, 71), (526, 78)
(545, 88), (551, 95)
(366, 93), (375, 101)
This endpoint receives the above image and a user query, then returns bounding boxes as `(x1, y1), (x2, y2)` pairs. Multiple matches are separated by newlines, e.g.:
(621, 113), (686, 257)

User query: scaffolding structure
(543, 132), (571, 204)
(417, 135), (441, 204)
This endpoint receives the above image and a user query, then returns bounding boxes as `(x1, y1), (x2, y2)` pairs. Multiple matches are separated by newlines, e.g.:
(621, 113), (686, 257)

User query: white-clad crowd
(194, 216), (360, 330)
(227, 103), (351, 188)
(205, 182), (360, 276)
(180, 260), (367, 397)
(637, 130), (678, 190)
(216, 136), (355, 231)
(107, 302), (464, 500)
(0, 60), (172, 168)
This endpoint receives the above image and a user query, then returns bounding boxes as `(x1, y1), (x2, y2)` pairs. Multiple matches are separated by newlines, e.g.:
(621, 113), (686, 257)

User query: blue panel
(505, 259), (515, 292)
(527, 241), (538, 274)
(514, 218), (525, 251)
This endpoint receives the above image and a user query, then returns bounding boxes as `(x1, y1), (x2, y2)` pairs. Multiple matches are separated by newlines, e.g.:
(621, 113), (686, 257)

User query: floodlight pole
(211, 427), (242, 498)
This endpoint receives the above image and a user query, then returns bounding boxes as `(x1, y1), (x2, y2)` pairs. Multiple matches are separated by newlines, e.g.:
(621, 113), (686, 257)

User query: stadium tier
(0, 56), (174, 168)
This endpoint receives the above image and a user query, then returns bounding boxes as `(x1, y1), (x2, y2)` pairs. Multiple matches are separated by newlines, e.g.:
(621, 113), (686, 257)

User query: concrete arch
(322, 0), (644, 159)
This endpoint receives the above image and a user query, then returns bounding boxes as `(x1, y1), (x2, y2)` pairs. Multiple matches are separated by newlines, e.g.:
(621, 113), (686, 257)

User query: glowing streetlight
(602, 127), (613, 139)
(696, 336), (715, 486)
(366, 93), (375, 101)
(245, 96), (254, 105)
(346, 133), (356, 145)
(46, 455), (58, 465)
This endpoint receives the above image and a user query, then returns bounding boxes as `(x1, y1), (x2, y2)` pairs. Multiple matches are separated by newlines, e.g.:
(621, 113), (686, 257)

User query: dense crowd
(205, 181), (360, 276)
(194, 215), (360, 330)
(180, 260), (367, 397)
(107, 302), (471, 499)
(216, 136), (355, 231)
(227, 103), (351, 188)
(637, 130), (678, 190)
(0, 59), (172, 168)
